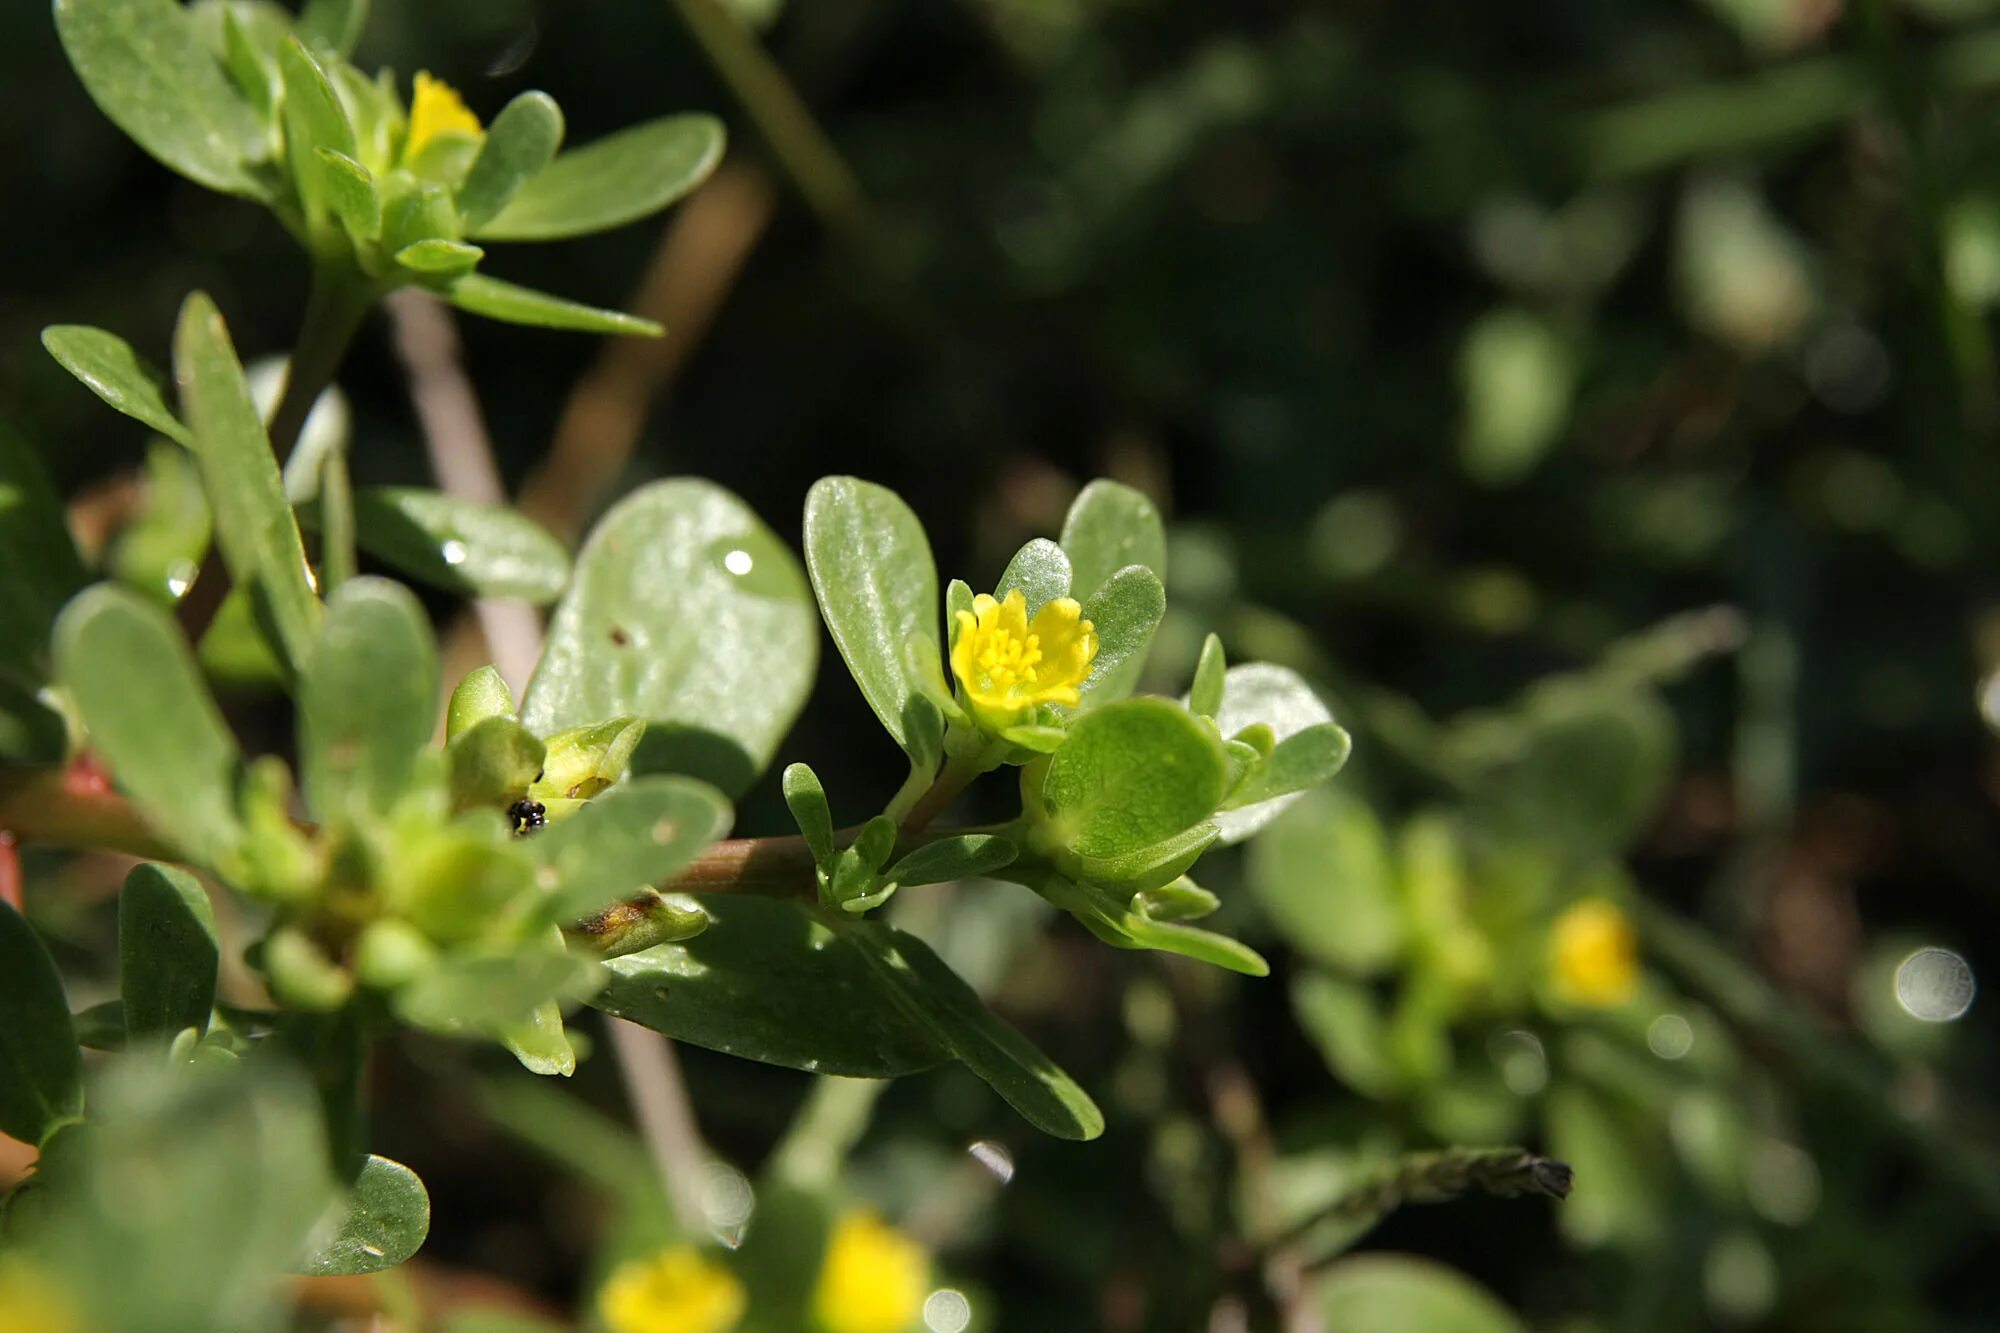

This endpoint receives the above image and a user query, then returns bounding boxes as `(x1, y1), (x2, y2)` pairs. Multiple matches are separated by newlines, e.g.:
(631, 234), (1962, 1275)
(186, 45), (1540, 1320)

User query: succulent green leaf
(782, 762), (835, 867)
(529, 776), (733, 921)
(592, 896), (948, 1077)
(458, 91), (566, 230)
(173, 292), (322, 678)
(382, 179), (457, 254)
(1060, 479), (1165, 600)
(1291, 970), (1399, 1097)
(842, 919), (1105, 1139)
(119, 863), (219, 1041)
(55, 585), (243, 863)
(445, 272), (662, 337)
(1190, 633), (1226, 718)
(1039, 696), (1229, 859)
(1208, 663), (1343, 844)
(299, 1154), (430, 1277)
(447, 664), (516, 741)
(299, 578), (438, 822)
(278, 38), (357, 226)
(1226, 721), (1352, 811)
(1074, 818), (1218, 893)
(340, 487), (571, 605)
(996, 537), (1071, 616)
(803, 477), (940, 758)
(1132, 876), (1219, 922)
(1313, 1256), (1527, 1333)
(473, 114), (724, 241)
(394, 951), (604, 1034)
(0, 900), (84, 1147)
(40, 325), (192, 445)
(500, 1001), (576, 1077)
(315, 150), (382, 241)
(885, 834), (1017, 887)
(396, 239), (484, 275)
(1042, 873), (1268, 975)
(531, 716), (645, 805)
(447, 715), (545, 810)
(54, 0), (270, 199)
(524, 479), (817, 798)
(1077, 564), (1165, 703)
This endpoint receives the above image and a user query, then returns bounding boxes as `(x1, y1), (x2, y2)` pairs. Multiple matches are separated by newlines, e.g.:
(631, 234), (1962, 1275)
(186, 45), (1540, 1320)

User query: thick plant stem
(269, 263), (373, 463)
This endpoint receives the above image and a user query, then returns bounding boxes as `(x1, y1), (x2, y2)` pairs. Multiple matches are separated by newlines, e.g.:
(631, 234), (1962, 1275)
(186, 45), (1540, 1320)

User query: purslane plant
(0, 1), (1349, 1326)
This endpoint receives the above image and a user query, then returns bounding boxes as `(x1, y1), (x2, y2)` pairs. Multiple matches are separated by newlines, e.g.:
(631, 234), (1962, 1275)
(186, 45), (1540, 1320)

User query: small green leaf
(804, 477), (940, 758)
(445, 272), (662, 337)
(945, 578), (974, 642)
(382, 179), (457, 254)
(1189, 633), (1226, 718)
(1060, 479), (1165, 600)
(0, 900), (84, 1147)
(886, 835), (1018, 887)
(782, 762), (835, 866)
(843, 919), (1105, 1139)
(1078, 564), (1165, 703)
(41, 325), (192, 445)
(299, 578), (439, 822)
(315, 150), (382, 241)
(1291, 970), (1401, 1098)
(1074, 819), (1218, 893)
(592, 896), (948, 1077)
(55, 585), (243, 864)
(342, 487), (571, 605)
(531, 716), (645, 804)
(1226, 722), (1352, 811)
(296, 0), (368, 56)
(174, 292), (322, 678)
(1133, 876), (1219, 921)
(996, 537), (1071, 615)
(119, 863), (219, 1041)
(447, 664), (516, 741)
(458, 91), (565, 230)
(1208, 663), (1342, 844)
(394, 951), (603, 1034)
(1313, 1256), (1527, 1333)
(54, 0), (269, 199)
(524, 479), (817, 798)
(500, 1000), (575, 1077)
(1039, 696), (1228, 859)
(473, 114), (724, 241)
(278, 38), (357, 226)
(396, 239), (484, 275)
(447, 715), (545, 810)
(299, 1154), (431, 1277)
(1039, 871), (1266, 975)
(529, 776), (733, 921)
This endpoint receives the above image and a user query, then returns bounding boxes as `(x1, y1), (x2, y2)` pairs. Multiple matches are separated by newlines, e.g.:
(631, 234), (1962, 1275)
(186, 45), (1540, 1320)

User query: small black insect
(508, 798), (548, 834)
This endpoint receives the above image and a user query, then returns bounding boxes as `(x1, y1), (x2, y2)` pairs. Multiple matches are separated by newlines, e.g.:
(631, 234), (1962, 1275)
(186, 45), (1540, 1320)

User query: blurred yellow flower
(404, 72), (482, 162)
(598, 1246), (745, 1333)
(0, 1259), (83, 1333)
(950, 589), (1097, 721)
(812, 1210), (928, 1333)
(1550, 896), (1639, 1007)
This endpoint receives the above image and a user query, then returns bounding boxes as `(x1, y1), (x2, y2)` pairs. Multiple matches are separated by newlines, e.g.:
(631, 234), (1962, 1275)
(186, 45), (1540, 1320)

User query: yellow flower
(0, 1260), (84, 1333)
(950, 589), (1097, 723)
(404, 72), (483, 162)
(1549, 896), (1639, 1008)
(598, 1246), (745, 1333)
(811, 1211), (928, 1333)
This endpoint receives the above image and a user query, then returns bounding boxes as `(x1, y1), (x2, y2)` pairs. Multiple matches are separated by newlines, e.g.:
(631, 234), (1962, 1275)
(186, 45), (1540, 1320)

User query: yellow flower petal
(812, 1211), (928, 1333)
(949, 588), (1097, 722)
(599, 1246), (745, 1333)
(404, 71), (482, 163)
(1549, 897), (1639, 1008)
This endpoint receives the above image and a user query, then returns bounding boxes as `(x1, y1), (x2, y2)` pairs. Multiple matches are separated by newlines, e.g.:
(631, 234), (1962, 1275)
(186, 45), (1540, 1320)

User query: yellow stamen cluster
(598, 1246), (745, 1333)
(404, 72), (483, 162)
(811, 1211), (928, 1333)
(1549, 896), (1639, 1008)
(949, 589), (1097, 719)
